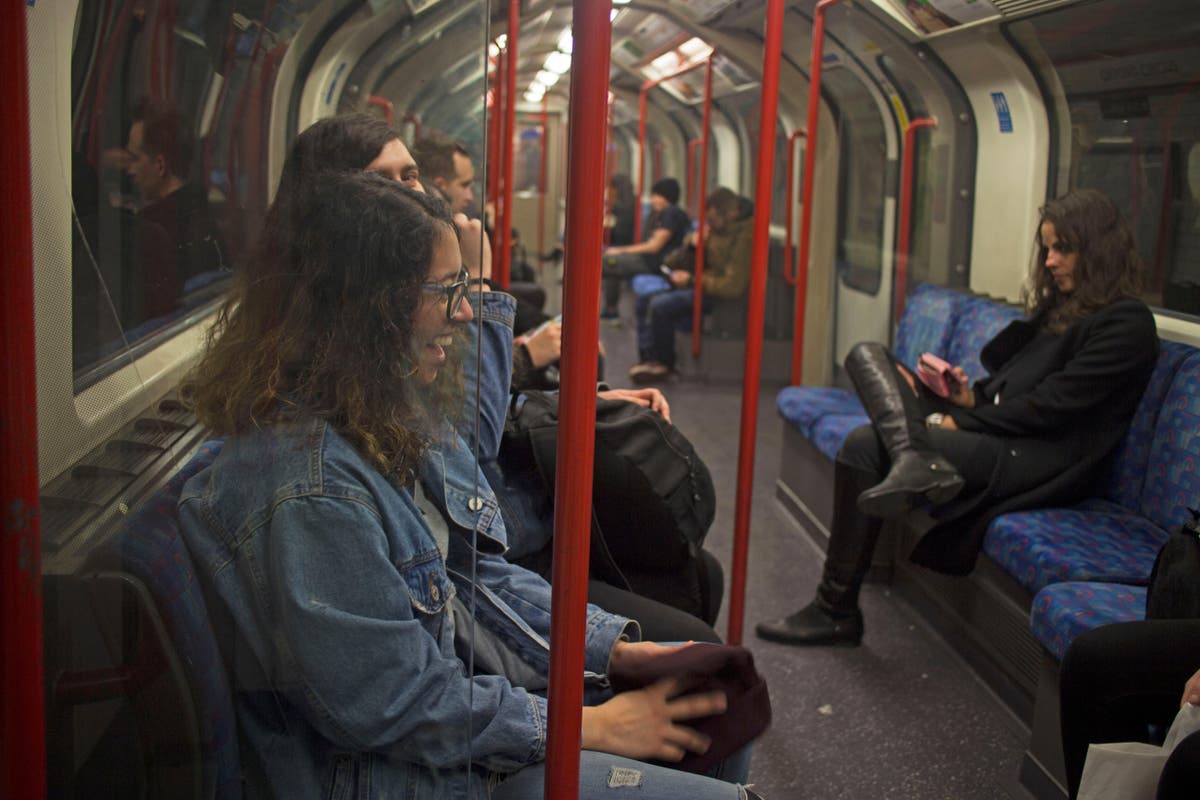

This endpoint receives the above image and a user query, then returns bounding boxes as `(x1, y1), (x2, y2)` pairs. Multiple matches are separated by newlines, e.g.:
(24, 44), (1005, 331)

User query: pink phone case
(917, 352), (958, 398)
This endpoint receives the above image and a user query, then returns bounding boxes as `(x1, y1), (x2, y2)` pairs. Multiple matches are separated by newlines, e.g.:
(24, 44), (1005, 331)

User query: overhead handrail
(790, 0), (849, 387)
(366, 95), (394, 125)
(782, 129), (807, 286)
(894, 117), (937, 323)
(544, 0), (612, 795)
(2, 3), (46, 797)
(496, 0), (521, 289)
(728, 0), (786, 645)
(635, 56), (711, 241)
(690, 57), (715, 359)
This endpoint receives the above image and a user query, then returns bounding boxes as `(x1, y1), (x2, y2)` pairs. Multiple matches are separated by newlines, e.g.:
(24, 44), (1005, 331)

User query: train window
(1009, 0), (1200, 316)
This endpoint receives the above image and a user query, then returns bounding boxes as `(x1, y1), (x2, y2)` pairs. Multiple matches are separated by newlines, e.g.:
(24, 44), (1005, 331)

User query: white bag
(1077, 703), (1200, 800)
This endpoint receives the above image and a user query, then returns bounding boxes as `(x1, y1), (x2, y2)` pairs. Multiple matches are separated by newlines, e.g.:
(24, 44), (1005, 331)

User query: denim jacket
(179, 292), (635, 799)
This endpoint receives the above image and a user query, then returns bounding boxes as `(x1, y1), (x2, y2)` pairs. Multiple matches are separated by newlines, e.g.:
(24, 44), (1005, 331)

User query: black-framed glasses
(420, 267), (470, 320)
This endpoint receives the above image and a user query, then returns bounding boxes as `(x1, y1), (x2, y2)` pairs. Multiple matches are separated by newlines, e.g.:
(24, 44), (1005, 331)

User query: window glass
(1009, 0), (1200, 315)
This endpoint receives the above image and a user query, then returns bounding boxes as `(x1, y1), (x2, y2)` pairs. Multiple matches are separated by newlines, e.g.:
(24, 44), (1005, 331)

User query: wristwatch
(925, 412), (946, 429)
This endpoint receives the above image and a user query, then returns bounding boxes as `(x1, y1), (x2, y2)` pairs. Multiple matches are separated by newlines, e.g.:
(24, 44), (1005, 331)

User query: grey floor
(595, 295), (1032, 800)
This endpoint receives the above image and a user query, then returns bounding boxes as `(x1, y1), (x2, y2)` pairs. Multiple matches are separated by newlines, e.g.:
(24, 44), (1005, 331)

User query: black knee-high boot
(845, 342), (964, 519)
(755, 461), (882, 646)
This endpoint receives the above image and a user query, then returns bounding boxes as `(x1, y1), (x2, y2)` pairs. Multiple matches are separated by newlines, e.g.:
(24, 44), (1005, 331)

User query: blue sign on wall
(991, 92), (1013, 133)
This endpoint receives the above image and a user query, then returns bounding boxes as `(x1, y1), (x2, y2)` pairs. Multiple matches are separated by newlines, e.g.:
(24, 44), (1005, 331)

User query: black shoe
(855, 450), (965, 519)
(754, 602), (863, 647)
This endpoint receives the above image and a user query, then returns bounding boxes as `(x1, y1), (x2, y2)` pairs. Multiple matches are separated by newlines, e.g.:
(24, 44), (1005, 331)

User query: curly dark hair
(1025, 188), (1145, 333)
(186, 170), (462, 478)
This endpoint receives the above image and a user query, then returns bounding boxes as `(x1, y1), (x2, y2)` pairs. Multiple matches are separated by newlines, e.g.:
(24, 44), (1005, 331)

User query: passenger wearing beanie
(601, 177), (691, 319)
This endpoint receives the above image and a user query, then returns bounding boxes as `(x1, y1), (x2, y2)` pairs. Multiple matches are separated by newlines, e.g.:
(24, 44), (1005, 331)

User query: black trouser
(601, 252), (655, 310)
(1060, 619), (1200, 799)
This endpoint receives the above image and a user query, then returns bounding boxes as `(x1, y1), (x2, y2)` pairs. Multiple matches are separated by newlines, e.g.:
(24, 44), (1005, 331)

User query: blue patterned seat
(1029, 582), (1147, 661)
(944, 296), (1024, 383)
(96, 440), (239, 799)
(776, 284), (970, 454)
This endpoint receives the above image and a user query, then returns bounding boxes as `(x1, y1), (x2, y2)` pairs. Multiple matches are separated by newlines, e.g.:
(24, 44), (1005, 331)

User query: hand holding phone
(916, 352), (960, 398)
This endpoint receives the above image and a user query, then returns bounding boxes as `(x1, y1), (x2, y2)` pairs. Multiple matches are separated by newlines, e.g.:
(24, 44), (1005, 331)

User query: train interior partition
(12, 0), (1200, 798)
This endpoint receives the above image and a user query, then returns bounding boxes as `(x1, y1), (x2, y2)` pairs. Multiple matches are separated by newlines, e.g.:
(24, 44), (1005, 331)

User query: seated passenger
(179, 169), (759, 799)
(605, 173), (638, 248)
(1059, 620), (1200, 800)
(629, 187), (753, 382)
(601, 177), (690, 320)
(756, 189), (1159, 646)
(125, 98), (226, 294)
(285, 114), (722, 642)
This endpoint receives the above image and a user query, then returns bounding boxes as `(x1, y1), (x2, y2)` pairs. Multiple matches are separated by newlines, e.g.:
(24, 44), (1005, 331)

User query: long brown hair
(185, 170), (461, 478)
(1025, 188), (1145, 333)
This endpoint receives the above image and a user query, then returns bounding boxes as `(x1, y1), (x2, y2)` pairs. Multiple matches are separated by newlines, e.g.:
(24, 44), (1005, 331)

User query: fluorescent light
(558, 29), (573, 54)
(488, 43), (500, 58)
(524, 89), (546, 103)
(610, 8), (619, 21)
(536, 70), (560, 87)
(544, 51), (571, 74)
(495, 34), (507, 49)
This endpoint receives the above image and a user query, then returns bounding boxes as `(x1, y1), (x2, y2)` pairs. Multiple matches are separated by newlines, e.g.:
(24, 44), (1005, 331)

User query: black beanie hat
(650, 177), (680, 206)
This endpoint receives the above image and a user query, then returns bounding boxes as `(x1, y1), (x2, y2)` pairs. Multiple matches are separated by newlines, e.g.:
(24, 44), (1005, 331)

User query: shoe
(627, 362), (653, 378)
(630, 363), (673, 383)
(754, 602), (863, 647)
(844, 342), (964, 519)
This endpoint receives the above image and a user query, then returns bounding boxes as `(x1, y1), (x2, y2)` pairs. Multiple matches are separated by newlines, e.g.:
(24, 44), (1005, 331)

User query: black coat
(910, 299), (1159, 575)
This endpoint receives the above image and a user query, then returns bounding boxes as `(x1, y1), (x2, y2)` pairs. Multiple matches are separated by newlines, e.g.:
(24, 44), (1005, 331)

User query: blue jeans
(492, 747), (754, 799)
(639, 289), (711, 369)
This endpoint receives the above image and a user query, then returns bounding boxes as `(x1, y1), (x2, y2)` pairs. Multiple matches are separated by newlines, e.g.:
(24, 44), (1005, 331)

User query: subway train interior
(5, 0), (1200, 797)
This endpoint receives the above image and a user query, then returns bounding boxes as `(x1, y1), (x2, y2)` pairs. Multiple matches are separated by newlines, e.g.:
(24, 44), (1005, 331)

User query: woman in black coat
(757, 189), (1160, 646)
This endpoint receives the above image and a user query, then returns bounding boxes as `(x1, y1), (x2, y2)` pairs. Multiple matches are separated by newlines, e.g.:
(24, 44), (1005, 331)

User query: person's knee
(845, 341), (887, 369)
(836, 424), (885, 474)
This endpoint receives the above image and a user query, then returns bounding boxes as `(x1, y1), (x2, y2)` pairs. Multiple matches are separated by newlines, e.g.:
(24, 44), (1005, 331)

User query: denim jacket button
(430, 574), (441, 601)
(467, 496), (484, 512)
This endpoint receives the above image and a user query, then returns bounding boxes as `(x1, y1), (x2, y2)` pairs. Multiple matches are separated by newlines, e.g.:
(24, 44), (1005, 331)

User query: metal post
(2, 3), (46, 796)
(895, 118), (937, 322)
(791, 0), (848, 386)
(497, 0), (520, 289)
(545, 2), (612, 795)
(690, 57), (714, 358)
(727, 0), (785, 645)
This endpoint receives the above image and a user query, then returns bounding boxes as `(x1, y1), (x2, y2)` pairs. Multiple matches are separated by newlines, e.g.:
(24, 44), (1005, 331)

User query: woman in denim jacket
(179, 170), (757, 799)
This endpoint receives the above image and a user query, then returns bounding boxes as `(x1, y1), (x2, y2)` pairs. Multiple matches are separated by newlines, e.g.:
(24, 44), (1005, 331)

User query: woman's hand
(581, 675), (725, 762)
(946, 366), (975, 408)
(597, 388), (671, 423)
(454, 213), (491, 281)
(1182, 668), (1200, 707)
(669, 269), (692, 289)
(518, 322), (561, 369)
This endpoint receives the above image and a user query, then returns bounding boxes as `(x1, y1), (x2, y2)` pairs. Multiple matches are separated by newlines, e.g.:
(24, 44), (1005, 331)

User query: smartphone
(917, 352), (960, 398)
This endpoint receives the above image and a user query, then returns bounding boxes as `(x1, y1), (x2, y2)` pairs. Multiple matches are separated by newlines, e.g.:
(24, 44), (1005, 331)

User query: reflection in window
(1011, 1), (1200, 315)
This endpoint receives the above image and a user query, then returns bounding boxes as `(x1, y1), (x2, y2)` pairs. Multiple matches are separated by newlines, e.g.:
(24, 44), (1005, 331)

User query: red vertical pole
(497, 0), (520, 289)
(690, 57), (714, 358)
(486, 57), (502, 254)
(635, 87), (648, 241)
(1, 4), (46, 798)
(686, 139), (700, 212)
(727, 0), (785, 646)
(791, 0), (847, 386)
(545, 1), (612, 795)
(895, 118), (936, 322)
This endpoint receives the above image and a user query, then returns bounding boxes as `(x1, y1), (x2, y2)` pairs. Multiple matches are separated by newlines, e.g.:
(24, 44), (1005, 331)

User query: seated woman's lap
(491, 752), (749, 800)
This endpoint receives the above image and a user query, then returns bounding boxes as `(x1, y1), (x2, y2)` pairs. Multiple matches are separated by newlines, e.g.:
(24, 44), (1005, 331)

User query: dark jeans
(602, 252), (655, 311)
(635, 288), (712, 368)
(1060, 619), (1200, 799)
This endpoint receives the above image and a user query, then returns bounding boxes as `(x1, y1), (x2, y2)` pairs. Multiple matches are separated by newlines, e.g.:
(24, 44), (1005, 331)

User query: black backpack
(501, 391), (716, 573)
(1145, 508), (1200, 620)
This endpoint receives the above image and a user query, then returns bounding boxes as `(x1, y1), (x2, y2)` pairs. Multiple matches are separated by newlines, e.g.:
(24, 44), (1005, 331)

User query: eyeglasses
(420, 267), (471, 320)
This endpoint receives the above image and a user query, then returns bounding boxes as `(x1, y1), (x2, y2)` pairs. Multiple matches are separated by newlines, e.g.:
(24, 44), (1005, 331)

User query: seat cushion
(983, 498), (1169, 594)
(776, 386), (863, 438)
(1030, 581), (1146, 661)
(809, 413), (870, 462)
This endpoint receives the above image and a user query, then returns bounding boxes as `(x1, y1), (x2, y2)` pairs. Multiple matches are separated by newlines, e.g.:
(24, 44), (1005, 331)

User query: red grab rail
(537, 98), (549, 266)
(690, 57), (715, 358)
(791, 0), (849, 386)
(727, 0), (786, 645)
(2, 3), (46, 797)
(686, 138), (702, 212)
(496, 0), (521, 289)
(782, 129), (807, 286)
(366, 95), (395, 125)
(894, 117), (937, 323)
(545, 0), (613, 795)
